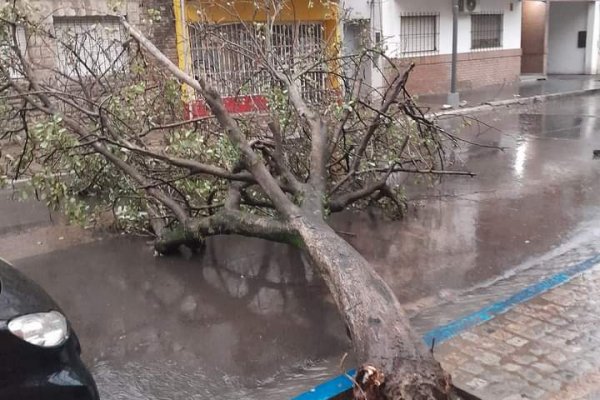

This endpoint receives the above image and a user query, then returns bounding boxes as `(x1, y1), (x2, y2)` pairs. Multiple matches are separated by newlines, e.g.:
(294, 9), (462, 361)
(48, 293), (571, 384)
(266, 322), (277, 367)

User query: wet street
(3, 94), (600, 399)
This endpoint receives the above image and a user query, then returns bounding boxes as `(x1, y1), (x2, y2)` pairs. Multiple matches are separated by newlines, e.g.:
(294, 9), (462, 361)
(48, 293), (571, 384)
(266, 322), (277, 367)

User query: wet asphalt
(2, 95), (600, 398)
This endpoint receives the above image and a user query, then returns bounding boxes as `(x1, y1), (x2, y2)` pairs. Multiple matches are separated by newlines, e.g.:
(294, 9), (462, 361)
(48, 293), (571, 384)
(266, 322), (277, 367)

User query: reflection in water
(514, 141), (528, 179)
(15, 237), (350, 399)
(518, 113), (595, 139)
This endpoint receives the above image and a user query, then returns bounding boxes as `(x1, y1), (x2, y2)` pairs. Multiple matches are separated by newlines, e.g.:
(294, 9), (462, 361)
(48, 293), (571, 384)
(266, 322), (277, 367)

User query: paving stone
(486, 369), (517, 383)
(553, 329), (580, 341)
(518, 323), (556, 340)
(562, 344), (583, 354)
(464, 377), (488, 390)
(435, 265), (600, 400)
(487, 341), (516, 355)
(504, 363), (523, 372)
(460, 332), (480, 342)
(504, 312), (533, 324)
(506, 336), (529, 347)
(477, 337), (500, 350)
(513, 355), (538, 365)
(541, 335), (566, 347)
(545, 351), (567, 365)
(441, 351), (469, 367)
(519, 385), (546, 399)
(553, 370), (578, 383)
(528, 345), (550, 357)
(503, 395), (526, 400)
(448, 369), (475, 387)
(482, 381), (524, 399)
(532, 362), (557, 374)
(518, 368), (543, 383)
(478, 351), (501, 366)
(459, 361), (485, 375)
(460, 345), (483, 358)
(537, 377), (562, 392)
(563, 358), (594, 374)
(489, 328), (514, 341)
(506, 322), (541, 336)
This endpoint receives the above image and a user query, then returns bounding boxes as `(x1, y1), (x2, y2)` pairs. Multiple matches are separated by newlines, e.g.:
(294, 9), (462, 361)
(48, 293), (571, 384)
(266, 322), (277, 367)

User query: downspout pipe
(447, 0), (460, 107)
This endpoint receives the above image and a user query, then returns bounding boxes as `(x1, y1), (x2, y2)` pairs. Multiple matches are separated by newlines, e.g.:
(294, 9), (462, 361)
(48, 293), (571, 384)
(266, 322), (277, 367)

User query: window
(399, 13), (439, 56)
(188, 22), (325, 102)
(471, 13), (503, 50)
(53, 16), (128, 78)
(0, 25), (27, 79)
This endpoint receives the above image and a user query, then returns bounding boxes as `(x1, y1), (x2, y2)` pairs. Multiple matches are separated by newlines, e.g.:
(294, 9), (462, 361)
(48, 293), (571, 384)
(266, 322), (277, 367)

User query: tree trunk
(291, 216), (452, 400)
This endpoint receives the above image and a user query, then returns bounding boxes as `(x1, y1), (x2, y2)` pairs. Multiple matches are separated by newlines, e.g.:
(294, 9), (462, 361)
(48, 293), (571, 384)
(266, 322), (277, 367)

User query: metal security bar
(399, 12), (440, 57)
(188, 22), (325, 102)
(53, 16), (128, 77)
(0, 24), (27, 79)
(471, 12), (504, 50)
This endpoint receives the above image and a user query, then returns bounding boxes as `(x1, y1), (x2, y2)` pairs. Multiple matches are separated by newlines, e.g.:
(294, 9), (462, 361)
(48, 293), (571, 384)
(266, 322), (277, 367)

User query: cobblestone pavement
(436, 265), (600, 400)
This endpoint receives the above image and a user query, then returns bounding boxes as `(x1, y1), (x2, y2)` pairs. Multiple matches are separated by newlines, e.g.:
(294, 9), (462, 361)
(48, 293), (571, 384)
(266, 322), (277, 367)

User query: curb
(426, 87), (600, 118)
(293, 253), (600, 400)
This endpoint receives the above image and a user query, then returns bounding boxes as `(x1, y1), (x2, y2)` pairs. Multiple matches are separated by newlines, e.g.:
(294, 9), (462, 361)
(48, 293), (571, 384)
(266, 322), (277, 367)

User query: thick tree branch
(273, 70), (327, 210)
(154, 209), (298, 254)
(328, 164), (395, 212)
(267, 120), (303, 194)
(122, 18), (299, 218)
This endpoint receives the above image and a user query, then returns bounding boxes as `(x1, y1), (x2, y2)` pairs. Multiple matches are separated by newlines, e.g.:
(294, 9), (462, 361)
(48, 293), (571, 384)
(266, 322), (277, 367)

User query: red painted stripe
(184, 95), (269, 118)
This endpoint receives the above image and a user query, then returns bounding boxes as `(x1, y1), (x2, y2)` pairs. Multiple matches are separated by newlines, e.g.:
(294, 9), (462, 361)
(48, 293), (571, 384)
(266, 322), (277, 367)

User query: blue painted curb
(292, 370), (356, 400)
(292, 253), (600, 400)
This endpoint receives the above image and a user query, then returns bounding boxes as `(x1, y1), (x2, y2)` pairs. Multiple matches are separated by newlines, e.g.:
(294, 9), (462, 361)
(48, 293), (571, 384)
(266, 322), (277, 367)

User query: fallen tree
(0, 2), (471, 398)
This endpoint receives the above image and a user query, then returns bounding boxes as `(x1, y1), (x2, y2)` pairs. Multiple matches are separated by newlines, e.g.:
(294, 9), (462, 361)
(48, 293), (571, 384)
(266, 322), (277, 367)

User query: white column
(585, 1), (600, 74)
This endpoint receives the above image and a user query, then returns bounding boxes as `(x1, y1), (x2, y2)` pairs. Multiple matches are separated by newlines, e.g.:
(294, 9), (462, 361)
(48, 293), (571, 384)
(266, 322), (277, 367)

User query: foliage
(0, 1), (458, 237)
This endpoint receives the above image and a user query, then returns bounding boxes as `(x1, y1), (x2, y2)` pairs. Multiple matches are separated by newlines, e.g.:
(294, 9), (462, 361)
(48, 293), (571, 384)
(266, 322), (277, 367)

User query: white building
(342, 0), (600, 95)
(523, 0), (600, 76)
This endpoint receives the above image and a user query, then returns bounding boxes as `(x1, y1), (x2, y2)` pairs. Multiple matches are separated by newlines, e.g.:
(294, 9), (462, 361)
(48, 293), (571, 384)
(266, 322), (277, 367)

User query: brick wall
(24, 0), (178, 72)
(388, 49), (522, 95)
(137, 0), (178, 65)
(26, 0), (143, 76)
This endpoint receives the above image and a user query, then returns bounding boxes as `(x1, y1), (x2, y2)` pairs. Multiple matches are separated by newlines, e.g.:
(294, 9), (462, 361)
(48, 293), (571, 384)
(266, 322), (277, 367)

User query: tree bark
(291, 216), (452, 400)
(122, 19), (454, 399)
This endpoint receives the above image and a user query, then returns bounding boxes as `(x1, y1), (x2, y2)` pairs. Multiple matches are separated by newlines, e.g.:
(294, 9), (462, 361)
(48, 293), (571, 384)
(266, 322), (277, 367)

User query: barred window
(189, 22), (325, 102)
(471, 13), (503, 50)
(53, 16), (128, 78)
(399, 13), (439, 56)
(0, 25), (27, 79)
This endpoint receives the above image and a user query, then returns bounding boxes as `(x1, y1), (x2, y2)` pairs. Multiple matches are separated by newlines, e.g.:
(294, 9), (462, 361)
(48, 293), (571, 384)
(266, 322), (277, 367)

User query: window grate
(188, 22), (326, 103)
(399, 12), (440, 57)
(471, 13), (503, 51)
(53, 16), (129, 78)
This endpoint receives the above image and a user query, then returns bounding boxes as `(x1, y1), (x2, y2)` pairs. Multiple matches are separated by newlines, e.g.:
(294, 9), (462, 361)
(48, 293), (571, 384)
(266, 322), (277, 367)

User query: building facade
(11, 0), (600, 102)
(172, 0), (338, 116)
(342, 0), (523, 95)
(522, 0), (600, 76)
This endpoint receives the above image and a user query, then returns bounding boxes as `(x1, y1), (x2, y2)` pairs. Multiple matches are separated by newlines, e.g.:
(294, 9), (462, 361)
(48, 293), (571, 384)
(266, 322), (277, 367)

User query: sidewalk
(436, 263), (600, 399)
(417, 75), (600, 112)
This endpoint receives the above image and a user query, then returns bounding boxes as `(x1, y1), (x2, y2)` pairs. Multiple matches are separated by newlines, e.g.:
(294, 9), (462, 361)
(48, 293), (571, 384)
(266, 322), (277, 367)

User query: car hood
(0, 258), (61, 321)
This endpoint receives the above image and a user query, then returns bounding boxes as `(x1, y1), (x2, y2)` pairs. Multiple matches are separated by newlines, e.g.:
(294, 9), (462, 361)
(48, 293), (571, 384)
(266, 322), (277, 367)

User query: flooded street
(3, 95), (600, 398)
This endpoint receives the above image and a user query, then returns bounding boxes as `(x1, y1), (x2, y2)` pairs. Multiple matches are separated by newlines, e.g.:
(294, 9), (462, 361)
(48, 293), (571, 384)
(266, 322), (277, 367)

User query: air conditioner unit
(458, 0), (479, 13)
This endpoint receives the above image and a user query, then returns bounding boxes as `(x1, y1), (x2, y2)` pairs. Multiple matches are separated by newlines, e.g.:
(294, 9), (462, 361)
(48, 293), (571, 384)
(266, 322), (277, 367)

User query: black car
(0, 257), (99, 400)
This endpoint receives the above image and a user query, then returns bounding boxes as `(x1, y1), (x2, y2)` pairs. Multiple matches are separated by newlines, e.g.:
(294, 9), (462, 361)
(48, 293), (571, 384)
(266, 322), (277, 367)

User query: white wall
(341, 0), (373, 20)
(379, 0), (521, 56)
(547, 2), (588, 74)
(585, 1), (600, 74)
